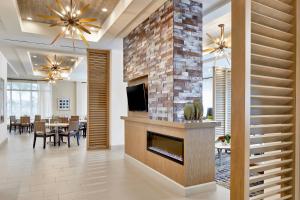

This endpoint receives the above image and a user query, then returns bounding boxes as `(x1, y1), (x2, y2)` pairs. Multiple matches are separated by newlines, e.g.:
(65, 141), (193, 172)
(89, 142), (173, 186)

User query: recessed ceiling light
(102, 8), (108, 12)
(71, 59), (76, 62)
(34, 64), (38, 66)
(27, 17), (33, 20)
(33, 55), (37, 58)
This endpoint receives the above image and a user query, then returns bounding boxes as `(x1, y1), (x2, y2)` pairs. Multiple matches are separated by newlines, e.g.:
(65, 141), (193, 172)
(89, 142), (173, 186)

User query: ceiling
(30, 52), (82, 79)
(31, 53), (77, 68)
(17, 0), (119, 27)
(0, 0), (231, 82)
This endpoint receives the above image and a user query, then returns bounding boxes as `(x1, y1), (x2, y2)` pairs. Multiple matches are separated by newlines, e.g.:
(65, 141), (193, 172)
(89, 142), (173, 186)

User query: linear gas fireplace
(147, 131), (184, 165)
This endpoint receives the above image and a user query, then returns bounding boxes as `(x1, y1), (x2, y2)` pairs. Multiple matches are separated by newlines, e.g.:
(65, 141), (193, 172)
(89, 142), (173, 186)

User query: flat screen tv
(126, 83), (148, 112)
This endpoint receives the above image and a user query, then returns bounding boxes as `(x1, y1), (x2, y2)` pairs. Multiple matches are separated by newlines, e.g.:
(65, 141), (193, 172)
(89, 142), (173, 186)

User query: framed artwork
(0, 78), (4, 123)
(57, 98), (70, 111)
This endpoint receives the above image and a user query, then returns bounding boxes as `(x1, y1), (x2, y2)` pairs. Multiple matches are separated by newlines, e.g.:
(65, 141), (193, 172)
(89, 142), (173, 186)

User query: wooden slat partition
(232, 0), (299, 199)
(87, 49), (110, 150)
(250, 0), (296, 199)
(231, 1), (251, 199)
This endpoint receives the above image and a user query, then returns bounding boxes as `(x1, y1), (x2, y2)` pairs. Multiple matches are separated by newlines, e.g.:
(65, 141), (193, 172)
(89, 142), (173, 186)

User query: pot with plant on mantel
(183, 99), (203, 122)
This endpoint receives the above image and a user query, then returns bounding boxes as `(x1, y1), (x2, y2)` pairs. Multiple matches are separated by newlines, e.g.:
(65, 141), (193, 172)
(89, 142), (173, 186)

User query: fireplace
(147, 131), (184, 165)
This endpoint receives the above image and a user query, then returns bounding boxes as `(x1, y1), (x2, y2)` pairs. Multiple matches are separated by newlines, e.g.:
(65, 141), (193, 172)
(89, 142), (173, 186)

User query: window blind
(213, 67), (231, 136)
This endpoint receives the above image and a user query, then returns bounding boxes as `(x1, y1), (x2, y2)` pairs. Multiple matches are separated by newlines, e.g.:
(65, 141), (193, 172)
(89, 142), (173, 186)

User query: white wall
(76, 82), (87, 119)
(52, 81), (76, 117)
(109, 39), (128, 147)
(0, 52), (8, 145)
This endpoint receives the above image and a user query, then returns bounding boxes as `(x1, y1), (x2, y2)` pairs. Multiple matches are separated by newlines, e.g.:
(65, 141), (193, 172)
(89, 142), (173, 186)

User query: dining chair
(33, 121), (56, 149)
(58, 120), (80, 148)
(34, 115), (41, 121)
(70, 116), (79, 121)
(20, 116), (31, 134)
(59, 117), (69, 123)
(50, 118), (58, 124)
(9, 116), (19, 133)
(79, 122), (87, 138)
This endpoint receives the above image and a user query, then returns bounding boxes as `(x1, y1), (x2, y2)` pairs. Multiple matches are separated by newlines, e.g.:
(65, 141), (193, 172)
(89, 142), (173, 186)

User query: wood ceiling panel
(30, 53), (77, 70)
(17, 0), (120, 26)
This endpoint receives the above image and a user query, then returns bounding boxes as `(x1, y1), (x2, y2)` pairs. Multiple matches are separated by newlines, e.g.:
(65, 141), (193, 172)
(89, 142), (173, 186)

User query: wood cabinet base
(122, 116), (220, 189)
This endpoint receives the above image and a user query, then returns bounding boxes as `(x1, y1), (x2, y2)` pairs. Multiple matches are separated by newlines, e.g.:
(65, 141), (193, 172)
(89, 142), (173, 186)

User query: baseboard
(124, 154), (216, 196)
(110, 144), (124, 150)
(0, 137), (7, 147)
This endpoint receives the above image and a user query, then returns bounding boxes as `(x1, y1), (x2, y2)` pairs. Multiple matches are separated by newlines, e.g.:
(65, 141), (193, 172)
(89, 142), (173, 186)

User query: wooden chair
(58, 121), (80, 148)
(80, 122), (87, 138)
(34, 115), (41, 121)
(70, 116), (79, 121)
(9, 116), (19, 133)
(20, 116), (31, 134)
(59, 117), (69, 123)
(33, 121), (56, 149)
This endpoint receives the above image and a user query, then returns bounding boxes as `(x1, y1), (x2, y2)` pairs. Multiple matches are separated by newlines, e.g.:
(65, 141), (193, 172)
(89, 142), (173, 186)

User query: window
(213, 67), (231, 136)
(7, 81), (52, 119)
(202, 78), (213, 117)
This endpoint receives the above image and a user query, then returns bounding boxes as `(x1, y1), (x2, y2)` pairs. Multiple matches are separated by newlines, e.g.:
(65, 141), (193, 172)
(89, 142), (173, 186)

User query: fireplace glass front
(147, 131), (184, 165)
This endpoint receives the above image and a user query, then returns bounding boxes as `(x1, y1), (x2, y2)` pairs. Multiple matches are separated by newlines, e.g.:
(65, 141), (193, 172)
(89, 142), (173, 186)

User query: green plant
(184, 103), (195, 120)
(193, 99), (203, 120)
(224, 134), (231, 144)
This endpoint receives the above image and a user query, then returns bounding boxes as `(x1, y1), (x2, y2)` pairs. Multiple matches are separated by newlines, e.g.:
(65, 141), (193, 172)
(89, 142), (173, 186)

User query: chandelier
(204, 24), (231, 65)
(36, 55), (73, 83)
(44, 71), (63, 84)
(38, 0), (101, 47)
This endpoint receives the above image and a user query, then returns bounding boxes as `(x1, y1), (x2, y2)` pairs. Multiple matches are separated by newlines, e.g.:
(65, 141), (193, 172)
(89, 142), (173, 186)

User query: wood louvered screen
(87, 49), (110, 150)
(231, 0), (298, 199)
(213, 67), (231, 135)
(249, 0), (296, 199)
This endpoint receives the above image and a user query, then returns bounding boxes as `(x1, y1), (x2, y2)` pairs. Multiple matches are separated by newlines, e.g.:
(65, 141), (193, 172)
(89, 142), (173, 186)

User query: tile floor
(0, 132), (230, 200)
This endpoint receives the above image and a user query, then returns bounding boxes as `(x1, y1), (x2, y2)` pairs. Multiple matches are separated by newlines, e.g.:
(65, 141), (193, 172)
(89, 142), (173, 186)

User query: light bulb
(72, 27), (76, 31)
(66, 6), (70, 12)
(62, 27), (66, 31)
(66, 30), (70, 35)
(62, 10), (66, 15)
(76, 10), (81, 15)
(72, 13), (76, 17)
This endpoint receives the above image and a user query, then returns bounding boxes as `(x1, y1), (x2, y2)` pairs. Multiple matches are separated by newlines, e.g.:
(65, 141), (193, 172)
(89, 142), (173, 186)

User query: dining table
(46, 122), (69, 144)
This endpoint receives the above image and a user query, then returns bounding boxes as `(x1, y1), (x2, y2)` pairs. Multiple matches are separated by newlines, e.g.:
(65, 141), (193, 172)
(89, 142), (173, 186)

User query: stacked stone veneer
(123, 0), (202, 121)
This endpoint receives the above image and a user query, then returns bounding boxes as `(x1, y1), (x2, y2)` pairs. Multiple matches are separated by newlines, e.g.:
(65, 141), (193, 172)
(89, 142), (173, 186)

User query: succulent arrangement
(183, 99), (203, 121)
(183, 103), (195, 120)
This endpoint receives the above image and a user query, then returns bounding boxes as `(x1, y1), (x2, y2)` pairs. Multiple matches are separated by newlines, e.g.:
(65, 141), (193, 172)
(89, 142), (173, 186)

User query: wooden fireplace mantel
(121, 116), (220, 190)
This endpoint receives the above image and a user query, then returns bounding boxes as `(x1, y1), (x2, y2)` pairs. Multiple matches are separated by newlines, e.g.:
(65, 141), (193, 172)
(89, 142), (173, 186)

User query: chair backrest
(34, 115), (41, 121)
(10, 116), (16, 123)
(70, 116), (79, 121)
(50, 118), (58, 123)
(34, 121), (46, 133)
(59, 117), (69, 123)
(69, 121), (79, 132)
(20, 116), (30, 124)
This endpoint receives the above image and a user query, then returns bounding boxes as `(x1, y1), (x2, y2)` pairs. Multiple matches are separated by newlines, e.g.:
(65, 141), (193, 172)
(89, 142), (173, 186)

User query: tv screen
(126, 83), (148, 112)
